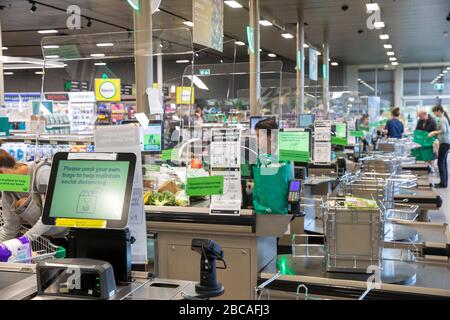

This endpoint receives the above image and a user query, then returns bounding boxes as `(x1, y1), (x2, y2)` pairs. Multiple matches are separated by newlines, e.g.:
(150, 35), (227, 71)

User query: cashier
(0, 149), (67, 244)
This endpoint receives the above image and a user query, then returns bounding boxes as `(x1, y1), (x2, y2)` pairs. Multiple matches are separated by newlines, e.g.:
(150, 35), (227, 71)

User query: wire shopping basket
(0, 210), (64, 263)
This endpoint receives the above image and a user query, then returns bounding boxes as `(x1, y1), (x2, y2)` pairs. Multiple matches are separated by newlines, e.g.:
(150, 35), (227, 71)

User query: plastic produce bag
(252, 155), (292, 215)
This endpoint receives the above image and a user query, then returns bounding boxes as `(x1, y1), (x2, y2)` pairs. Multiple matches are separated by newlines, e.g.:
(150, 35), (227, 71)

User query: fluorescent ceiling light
(183, 21), (194, 27)
(96, 43), (114, 47)
(268, 53), (276, 58)
(331, 62), (339, 66)
(440, 73), (444, 76)
(176, 60), (190, 63)
(38, 30), (58, 34)
(281, 33), (294, 39)
(391, 62), (398, 66)
(317, 52), (322, 55)
(43, 45), (59, 49)
(184, 75), (209, 91)
(259, 20), (273, 26)
(444, 70), (448, 74)
(90, 53), (105, 57)
(374, 21), (385, 29)
(2, 47), (8, 50)
(95, 62), (107, 66)
(383, 44), (392, 49)
(389, 57), (397, 61)
(35, 71), (44, 75)
(303, 44), (309, 48)
(387, 51), (395, 56)
(366, 3), (380, 11)
(4, 72), (14, 75)
(45, 55), (59, 59)
(379, 34), (389, 40)
(235, 41), (245, 46)
(224, 1), (243, 8)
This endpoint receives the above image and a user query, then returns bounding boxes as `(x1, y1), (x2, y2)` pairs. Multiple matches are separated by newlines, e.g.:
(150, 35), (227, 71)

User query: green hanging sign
(246, 26), (255, 54)
(126, 0), (140, 11)
(0, 174), (31, 192)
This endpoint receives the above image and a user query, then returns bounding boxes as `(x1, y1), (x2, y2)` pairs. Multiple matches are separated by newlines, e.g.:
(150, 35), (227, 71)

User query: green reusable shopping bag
(413, 130), (436, 147)
(252, 155), (292, 215)
(411, 147), (435, 161)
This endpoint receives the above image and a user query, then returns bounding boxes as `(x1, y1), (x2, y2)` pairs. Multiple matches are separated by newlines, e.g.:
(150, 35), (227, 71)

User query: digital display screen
(335, 123), (347, 138)
(140, 123), (163, 153)
(298, 114), (315, 128)
(49, 160), (130, 221)
(289, 180), (301, 192)
(278, 130), (311, 163)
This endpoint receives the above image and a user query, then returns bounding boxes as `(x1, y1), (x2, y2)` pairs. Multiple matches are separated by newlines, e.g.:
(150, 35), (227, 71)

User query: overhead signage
(434, 83), (444, 91)
(45, 93), (69, 101)
(121, 84), (134, 96)
(176, 86), (195, 105)
(309, 48), (318, 81)
(4, 93), (20, 102)
(95, 78), (121, 102)
(199, 69), (211, 76)
(193, 0), (224, 52)
(19, 93), (41, 102)
(68, 91), (96, 102)
(65, 80), (90, 92)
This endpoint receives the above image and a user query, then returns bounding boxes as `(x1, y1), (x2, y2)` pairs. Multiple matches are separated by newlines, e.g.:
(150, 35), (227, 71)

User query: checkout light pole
(296, 7), (305, 115)
(249, 0), (261, 116)
(133, 0), (154, 114)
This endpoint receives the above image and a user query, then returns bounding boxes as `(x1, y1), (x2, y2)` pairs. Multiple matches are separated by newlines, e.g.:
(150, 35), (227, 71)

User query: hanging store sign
(19, 93), (41, 102)
(176, 86), (195, 105)
(65, 80), (89, 92)
(309, 48), (318, 81)
(4, 94), (21, 102)
(95, 78), (121, 102)
(193, 0), (224, 52)
(45, 93), (69, 101)
(68, 91), (96, 102)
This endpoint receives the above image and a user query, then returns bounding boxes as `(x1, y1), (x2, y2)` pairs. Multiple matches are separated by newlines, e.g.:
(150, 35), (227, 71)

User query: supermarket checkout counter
(0, 262), (201, 300)
(146, 204), (291, 300)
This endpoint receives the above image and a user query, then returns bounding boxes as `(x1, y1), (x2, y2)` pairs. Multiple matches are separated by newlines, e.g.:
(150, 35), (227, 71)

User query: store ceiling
(1, 0), (450, 65)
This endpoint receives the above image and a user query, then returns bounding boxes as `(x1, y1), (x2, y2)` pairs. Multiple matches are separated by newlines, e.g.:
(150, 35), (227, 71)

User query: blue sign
(309, 48), (318, 81)
(4, 94), (20, 102)
(20, 93), (41, 102)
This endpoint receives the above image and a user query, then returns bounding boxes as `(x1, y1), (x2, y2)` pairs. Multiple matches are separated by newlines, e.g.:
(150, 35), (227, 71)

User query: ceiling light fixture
(387, 51), (395, 56)
(45, 55), (59, 59)
(331, 62), (339, 66)
(2, 47), (7, 50)
(391, 62), (398, 66)
(268, 53), (276, 58)
(43, 45), (59, 49)
(90, 53), (105, 57)
(224, 1), (243, 8)
(96, 43), (114, 47)
(183, 21), (194, 27)
(235, 41), (245, 46)
(383, 44), (392, 49)
(259, 20), (273, 26)
(38, 30), (58, 34)
(4, 72), (14, 75)
(389, 57), (397, 61)
(176, 60), (190, 63)
(304, 44), (309, 48)
(95, 62), (107, 66)
(29, 1), (37, 13)
(35, 71), (44, 75)
(281, 33), (294, 39)
(379, 34), (389, 40)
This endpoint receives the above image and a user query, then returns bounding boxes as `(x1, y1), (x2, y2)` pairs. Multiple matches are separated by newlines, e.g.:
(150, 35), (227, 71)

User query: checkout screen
(335, 123), (347, 138)
(49, 160), (130, 221)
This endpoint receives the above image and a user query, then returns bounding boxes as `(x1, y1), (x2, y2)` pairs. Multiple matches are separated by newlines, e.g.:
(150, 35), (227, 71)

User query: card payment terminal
(288, 180), (301, 203)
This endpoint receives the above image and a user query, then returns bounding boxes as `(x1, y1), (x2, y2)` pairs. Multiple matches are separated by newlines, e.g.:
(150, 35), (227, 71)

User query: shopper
(383, 107), (404, 139)
(192, 106), (205, 125)
(416, 109), (437, 132)
(359, 114), (371, 152)
(0, 150), (67, 243)
(428, 105), (450, 188)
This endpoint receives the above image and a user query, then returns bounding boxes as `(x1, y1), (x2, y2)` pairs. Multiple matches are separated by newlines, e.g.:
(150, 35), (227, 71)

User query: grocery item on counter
(175, 190), (189, 207)
(0, 236), (32, 263)
(158, 180), (180, 194)
(148, 191), (176, 207)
